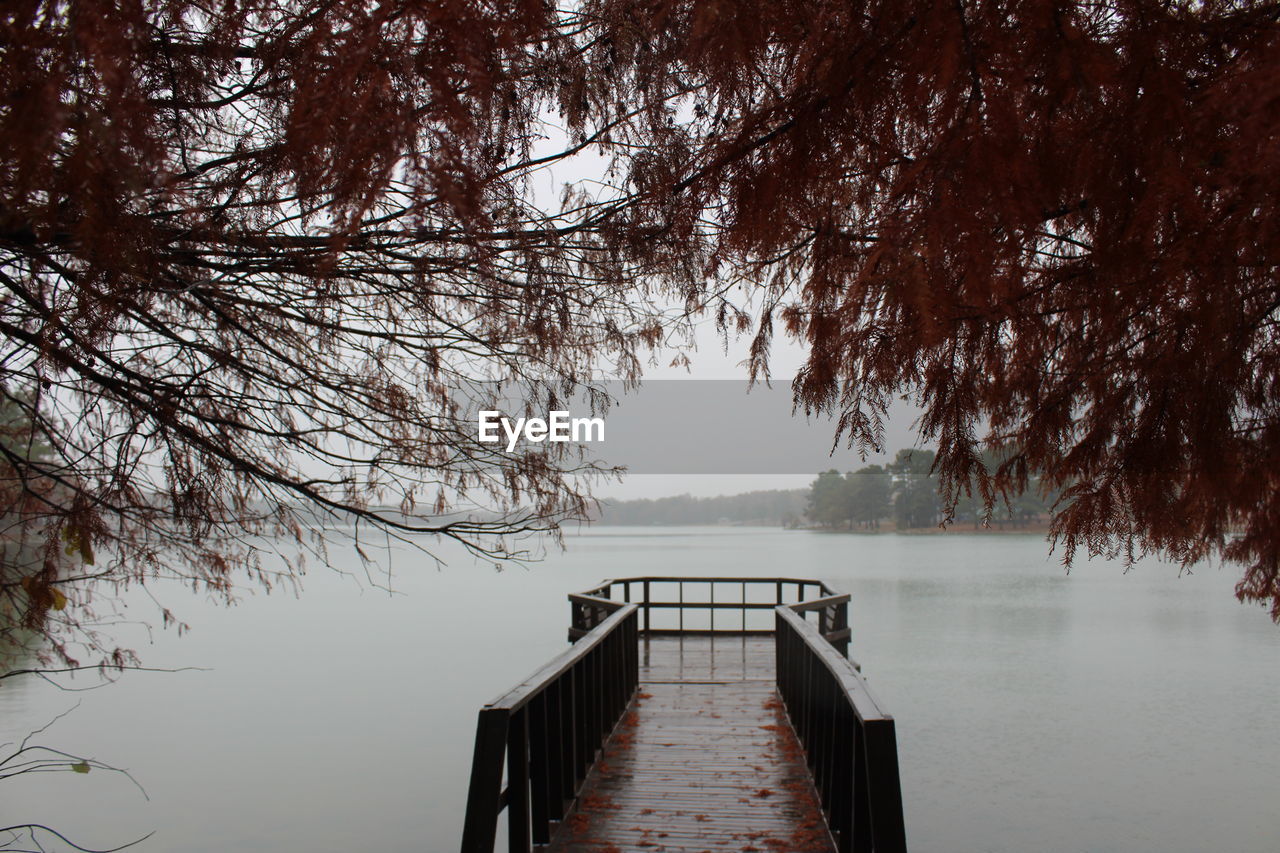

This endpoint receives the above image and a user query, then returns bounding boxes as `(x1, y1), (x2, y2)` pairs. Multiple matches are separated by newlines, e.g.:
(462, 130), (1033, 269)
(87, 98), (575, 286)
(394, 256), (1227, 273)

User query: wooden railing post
(506, 709), (530, 853)
(547, 679), (568, 817)
(852, 721), (871, 853)
(863, 718), (907, 852)
(834, 599), (850, 657)
(460, 707), (509, 853)
(528, 696), (550, 845)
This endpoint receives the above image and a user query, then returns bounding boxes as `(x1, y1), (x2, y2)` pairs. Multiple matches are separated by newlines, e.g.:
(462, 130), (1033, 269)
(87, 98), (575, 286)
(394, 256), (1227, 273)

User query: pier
(460, 578), (907, 853)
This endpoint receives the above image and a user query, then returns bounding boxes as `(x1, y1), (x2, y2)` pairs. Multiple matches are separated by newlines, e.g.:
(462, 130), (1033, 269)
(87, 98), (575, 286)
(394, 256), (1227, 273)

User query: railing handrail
(583, 575), (839, 595)
(587, 574), (835, 584)
(775, 603), (907, 852)
(777, 605), (891, 722)
(461, 603), (640, 853)
(485, 602), (637, 712)
(566, 591), (625, 608)
(789, 592), (852, 613)
(573, 575), (848, 645)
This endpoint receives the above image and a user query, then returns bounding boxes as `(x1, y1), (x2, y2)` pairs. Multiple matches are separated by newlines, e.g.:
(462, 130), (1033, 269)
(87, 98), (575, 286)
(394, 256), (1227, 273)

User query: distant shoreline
(589, 520), (1054, 535)
(812, 522), (1053, 536)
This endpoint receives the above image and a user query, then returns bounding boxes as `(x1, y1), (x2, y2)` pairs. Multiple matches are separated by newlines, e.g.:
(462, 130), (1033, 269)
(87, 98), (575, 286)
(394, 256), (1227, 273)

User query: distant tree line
(593, 490), (809, 527)
(807, 449), (1059, 531)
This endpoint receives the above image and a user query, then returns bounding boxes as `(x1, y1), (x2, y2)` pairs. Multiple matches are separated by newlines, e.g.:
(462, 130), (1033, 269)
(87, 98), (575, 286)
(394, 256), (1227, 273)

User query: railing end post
(460, 707), (510, 853)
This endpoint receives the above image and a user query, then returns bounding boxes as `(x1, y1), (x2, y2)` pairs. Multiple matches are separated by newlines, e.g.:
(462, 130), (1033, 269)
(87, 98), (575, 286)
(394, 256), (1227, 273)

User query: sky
(589, 323), (929, 500)
(515, 114), (931, 501)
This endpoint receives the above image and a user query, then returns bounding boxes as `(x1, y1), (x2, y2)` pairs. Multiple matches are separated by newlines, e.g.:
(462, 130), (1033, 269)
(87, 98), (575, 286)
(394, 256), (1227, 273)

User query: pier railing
(777, 605), (907, 853)
(571, 575), (851, 655)
(459, 598), (639, 853)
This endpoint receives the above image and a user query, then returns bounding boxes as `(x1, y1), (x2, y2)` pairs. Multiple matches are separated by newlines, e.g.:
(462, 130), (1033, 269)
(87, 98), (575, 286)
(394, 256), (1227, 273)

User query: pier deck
(460, 577), (906, 853)
(547, 636), (834, 852)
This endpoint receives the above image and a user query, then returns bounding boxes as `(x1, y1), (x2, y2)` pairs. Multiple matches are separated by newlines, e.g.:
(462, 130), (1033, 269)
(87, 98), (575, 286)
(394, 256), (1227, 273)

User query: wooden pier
(460, 578), (907, 853)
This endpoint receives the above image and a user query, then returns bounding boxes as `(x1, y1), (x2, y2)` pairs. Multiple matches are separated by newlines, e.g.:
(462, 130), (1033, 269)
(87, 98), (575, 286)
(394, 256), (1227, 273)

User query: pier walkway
(548, 636), (832, 852)
(460, 578), (907, 853)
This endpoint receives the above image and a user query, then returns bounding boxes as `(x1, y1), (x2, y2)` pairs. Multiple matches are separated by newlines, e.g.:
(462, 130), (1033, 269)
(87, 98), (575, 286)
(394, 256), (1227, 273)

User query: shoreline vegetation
(591, 517), (1055, 534)
(590, 499), (1052, 535)
(593, 448), (1057, 533)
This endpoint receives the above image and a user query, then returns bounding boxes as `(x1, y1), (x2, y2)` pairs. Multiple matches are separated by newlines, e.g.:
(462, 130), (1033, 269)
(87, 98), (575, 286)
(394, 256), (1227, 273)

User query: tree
(806, 469), (847, 529)
(846, 465), (891, 530)
(0, 1), (684, 668)
(889, 449), (941, 530)
(1, 386), (57, 664)
(953, 446), (1058, 528)
(571, 0), (1280, 618)
(805, 464), (896, 530)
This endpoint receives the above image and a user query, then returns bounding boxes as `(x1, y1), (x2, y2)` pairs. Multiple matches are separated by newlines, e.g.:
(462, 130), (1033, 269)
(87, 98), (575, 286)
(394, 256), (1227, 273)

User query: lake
(2, 526), (1277, 852)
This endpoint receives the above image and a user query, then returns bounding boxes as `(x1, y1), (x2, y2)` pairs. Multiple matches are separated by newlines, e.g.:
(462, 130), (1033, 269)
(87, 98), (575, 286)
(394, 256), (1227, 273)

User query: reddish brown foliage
(0, 1), (669, 665)
(576, 0), (1280, 618)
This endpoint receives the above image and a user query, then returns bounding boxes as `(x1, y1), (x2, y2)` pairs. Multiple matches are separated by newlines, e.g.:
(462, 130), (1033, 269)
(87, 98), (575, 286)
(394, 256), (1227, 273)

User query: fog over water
(2, 527), (1276, 853)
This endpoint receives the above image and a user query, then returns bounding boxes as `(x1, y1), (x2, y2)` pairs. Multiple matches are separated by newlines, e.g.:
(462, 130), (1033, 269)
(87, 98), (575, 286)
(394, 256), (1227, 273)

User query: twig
(0, 825), (154, 853)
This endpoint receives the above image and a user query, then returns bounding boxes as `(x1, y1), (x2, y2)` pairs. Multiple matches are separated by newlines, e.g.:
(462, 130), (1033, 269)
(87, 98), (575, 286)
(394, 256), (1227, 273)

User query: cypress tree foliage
(578, 0), (1280, 618)
(0, 2), (675, 667)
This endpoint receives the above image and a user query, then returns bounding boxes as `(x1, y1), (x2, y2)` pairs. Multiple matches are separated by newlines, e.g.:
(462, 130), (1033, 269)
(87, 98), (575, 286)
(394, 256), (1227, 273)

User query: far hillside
(593, 490), (808, 527)
(592, 447), (1058, 531)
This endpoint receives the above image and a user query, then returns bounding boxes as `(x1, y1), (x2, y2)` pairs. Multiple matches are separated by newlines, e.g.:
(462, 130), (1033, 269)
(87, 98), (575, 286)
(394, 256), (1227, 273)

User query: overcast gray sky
(512, 116), (933, 501)
(590, 322), (929, 500)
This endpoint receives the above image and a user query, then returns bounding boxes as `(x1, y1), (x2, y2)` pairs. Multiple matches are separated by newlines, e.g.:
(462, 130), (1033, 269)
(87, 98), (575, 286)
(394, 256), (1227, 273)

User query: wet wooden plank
(637, 635), (776, 684)
(548, 637), (835, 853)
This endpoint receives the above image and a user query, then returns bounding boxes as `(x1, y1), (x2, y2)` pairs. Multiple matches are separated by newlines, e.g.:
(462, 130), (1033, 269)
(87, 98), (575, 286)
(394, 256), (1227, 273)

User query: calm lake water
(2, 526), (1277, 852)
